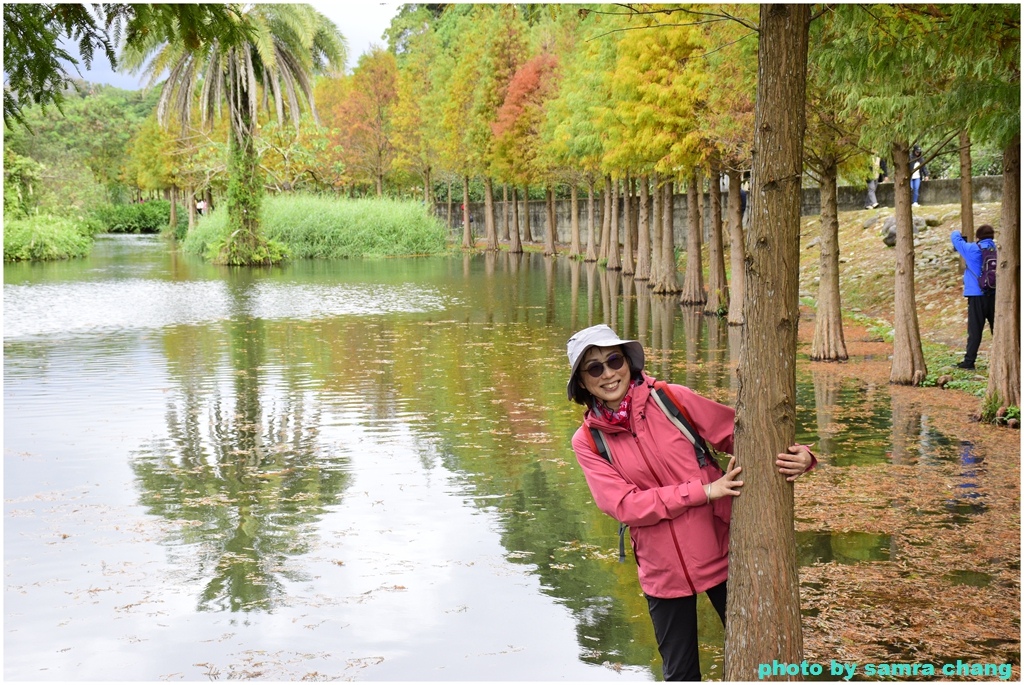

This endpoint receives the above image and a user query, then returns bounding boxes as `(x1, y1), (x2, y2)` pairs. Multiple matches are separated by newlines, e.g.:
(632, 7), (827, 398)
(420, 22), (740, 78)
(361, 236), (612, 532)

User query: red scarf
(592, 379), (638, 428)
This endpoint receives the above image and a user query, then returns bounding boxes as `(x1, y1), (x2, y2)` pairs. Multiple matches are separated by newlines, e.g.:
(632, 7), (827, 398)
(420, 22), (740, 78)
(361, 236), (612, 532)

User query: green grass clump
(182, 194), (450, 260)
(4, 214), (95, 261)
(93, 200), (183, 234)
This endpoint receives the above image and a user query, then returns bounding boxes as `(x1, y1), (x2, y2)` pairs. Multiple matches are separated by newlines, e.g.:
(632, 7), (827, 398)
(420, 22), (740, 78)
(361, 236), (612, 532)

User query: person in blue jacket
(951, 224), (996, 369)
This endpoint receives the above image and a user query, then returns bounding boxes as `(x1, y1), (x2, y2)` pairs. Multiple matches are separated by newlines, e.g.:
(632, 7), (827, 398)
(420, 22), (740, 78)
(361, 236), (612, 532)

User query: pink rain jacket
(571, 374), (734, 599)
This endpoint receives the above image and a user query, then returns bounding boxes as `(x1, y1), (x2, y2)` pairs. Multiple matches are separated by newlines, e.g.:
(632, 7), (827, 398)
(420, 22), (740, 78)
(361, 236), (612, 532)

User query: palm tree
(122, 4), (346, 265)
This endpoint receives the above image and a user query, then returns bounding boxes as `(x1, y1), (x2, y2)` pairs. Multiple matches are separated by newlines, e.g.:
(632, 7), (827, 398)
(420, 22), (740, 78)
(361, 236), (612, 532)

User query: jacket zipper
(631, 421), (698, 596)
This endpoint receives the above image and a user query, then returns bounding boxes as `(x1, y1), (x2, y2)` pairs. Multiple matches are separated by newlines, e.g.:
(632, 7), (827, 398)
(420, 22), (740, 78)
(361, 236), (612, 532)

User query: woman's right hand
(709, 456), (743, 500)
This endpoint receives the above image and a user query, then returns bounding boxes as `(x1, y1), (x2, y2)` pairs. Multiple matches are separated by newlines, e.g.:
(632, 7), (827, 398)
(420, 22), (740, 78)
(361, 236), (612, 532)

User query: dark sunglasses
(582, 353), (626, 378)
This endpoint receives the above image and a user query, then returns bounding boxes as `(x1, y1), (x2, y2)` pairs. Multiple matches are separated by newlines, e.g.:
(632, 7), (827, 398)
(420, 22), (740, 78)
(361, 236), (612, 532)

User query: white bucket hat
(566, 324), (645, 400)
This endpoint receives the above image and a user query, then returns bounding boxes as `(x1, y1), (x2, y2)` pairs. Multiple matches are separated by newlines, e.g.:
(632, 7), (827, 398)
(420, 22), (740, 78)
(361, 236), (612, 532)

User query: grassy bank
(182, 195), (450, 260)
(3, 214), (100, 261)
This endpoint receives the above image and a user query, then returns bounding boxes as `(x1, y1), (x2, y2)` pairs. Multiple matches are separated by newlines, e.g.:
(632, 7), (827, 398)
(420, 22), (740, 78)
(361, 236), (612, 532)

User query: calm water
(4, 236), (968, 681)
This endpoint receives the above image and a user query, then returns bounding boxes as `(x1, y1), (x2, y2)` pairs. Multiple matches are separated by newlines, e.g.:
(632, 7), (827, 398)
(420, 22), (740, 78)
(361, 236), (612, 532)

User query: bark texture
(635, 175), (652, 280)
(705, 159), (728, 316)
(959, 130), (974, 240)
(501, 183), (510, 241)
(599, 176), (612, 262)
(987, 135), (1021, 408)
(622, 176), (635, 275)
(652, 181), (679, 293)
(544, 186), (557, 256)
(725, 5), (808, 680)
(484, 177), (498, 251)
(585, 177), (598, 262)
(889, 142), (928, 385)
(509, 186), (523, 254)
(810, 160), (848, 361)
(607, 179), (622, 270)
(522, 186), (533, 243)
(681, 170), (707, 304)
(569, 184), (581, 257)
(727, 168), (746, 325)
(650, 174), (663, 286)
(461, 176), (472, 249)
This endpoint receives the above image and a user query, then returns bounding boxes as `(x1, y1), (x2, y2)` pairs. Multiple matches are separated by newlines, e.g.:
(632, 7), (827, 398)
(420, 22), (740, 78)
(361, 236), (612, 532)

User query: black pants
(964, 293), (996, 364)
(646, 581), (728, 681)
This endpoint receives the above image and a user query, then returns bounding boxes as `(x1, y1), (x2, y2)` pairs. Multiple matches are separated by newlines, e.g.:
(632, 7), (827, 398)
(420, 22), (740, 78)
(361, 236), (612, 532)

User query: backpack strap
(587, 426), (612, 465)
(650, 381), (715, 469)
(587, 426), (628, 563)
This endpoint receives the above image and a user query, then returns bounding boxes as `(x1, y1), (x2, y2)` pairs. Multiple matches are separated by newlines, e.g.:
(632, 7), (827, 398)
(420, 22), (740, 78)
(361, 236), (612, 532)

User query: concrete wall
(438, 175), (1003, 246)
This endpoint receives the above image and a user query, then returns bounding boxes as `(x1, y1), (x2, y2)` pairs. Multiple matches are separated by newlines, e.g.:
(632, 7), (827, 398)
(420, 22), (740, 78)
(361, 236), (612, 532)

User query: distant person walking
(864, 156), (886, 209)
(951, 225), (997, 369)
(910, 146), (928, 207)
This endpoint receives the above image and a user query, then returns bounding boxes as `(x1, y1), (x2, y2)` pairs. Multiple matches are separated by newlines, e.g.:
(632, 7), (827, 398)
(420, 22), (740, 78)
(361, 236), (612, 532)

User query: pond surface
(4, 236), (975, 681)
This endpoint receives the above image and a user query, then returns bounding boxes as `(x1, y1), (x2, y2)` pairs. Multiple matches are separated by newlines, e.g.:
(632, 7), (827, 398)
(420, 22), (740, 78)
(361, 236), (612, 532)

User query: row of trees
(337, 4), (1017, 402)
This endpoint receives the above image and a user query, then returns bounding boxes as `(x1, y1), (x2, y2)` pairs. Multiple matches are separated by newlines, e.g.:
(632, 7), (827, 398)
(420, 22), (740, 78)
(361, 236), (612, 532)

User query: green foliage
(183, 194), (450, 260)
(4, 84), (159, 209)
(3, 4), (114, 129)
(3, 149), (44, 218)
(985, 398), (1022, 426)
(3, 214), (94, 261)
(93, 201), (185, 234)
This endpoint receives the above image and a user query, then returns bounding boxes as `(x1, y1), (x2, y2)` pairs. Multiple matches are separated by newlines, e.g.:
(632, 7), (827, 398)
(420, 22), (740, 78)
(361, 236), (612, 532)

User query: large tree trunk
(635, 175), (651, 281)
(570, 183), (581, 257)
(544, 185), (557, 256)
(462, 176), (472, 249)
(510, 186), (523, 254)
(424, 166), (432, 205)
(727, 167), (746, 325)
(485, 177), (498, 251)
(724, 5), (809, 680)
(681, 169), (707, 304)
(446, 178), (453, 229)
(960, 130), (974, 241)
(986, 135), (1020, 409)
(651, 174), (664, 287)
(186, 186), (196, 234)
(652, 181), (680, 293)
(599, 175), (612, 263)
(502, 183), (510, 241)
(810, 158), (848, 361)
(585, 176), (598, 262)
(169, 186), (179, 232)
(219, 101), (270, 265)
(607, 178), (622, 270)
(622, 175), (635, 275)
(522, 185), (533, 242)
(705, 160), (728, 316)
(889, 141), (928, 385)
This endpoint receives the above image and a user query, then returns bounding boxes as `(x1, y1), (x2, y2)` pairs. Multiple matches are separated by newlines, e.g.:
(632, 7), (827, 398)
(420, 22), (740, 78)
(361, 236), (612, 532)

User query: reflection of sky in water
(4, 280), (449, 339)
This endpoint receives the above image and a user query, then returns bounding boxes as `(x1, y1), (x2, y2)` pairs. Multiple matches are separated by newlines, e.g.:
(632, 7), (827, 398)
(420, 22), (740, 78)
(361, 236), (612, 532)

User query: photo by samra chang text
(758, 659), (1014, 681)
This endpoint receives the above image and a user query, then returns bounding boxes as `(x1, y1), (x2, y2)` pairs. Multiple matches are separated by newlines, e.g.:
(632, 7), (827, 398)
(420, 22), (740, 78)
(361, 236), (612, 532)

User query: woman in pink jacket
(566, 324), (814, 681)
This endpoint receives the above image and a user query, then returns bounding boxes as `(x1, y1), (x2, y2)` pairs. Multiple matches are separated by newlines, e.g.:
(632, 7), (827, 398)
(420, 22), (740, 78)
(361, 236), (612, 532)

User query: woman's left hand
(777, 444), (814, 482)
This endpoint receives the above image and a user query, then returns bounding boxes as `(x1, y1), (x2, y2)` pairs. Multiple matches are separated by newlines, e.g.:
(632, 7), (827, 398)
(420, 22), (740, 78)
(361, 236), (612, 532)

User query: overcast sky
(67, 2), (402, 89)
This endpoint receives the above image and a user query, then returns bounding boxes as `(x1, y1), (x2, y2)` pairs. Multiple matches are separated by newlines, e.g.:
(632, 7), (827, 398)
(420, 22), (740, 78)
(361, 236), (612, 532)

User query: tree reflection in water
(132, 311), (350, 613)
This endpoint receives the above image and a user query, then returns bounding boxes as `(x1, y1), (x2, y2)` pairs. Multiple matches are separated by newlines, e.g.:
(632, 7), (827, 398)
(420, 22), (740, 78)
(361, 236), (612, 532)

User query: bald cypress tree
(725, 5), (810, 679)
